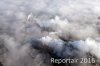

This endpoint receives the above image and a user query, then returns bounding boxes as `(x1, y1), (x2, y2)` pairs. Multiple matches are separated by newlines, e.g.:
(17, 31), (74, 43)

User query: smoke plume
(0, 0), (100, 66)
